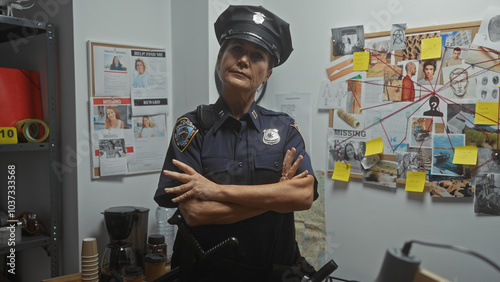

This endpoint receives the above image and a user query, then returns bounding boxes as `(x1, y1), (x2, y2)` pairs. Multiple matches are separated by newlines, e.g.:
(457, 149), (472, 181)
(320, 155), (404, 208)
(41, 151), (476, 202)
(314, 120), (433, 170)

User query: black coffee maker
(100, 206), (149, 282)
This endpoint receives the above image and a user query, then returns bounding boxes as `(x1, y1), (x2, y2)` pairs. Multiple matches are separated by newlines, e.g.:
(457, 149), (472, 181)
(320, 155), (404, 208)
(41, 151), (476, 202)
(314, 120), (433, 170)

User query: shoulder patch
(174, 117), (198, 152)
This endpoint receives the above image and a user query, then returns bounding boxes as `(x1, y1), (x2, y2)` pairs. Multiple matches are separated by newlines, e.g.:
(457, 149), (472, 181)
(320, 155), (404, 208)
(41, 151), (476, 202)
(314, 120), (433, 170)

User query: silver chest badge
(263, 129), (280, 145)
(253, 12), (266, 24)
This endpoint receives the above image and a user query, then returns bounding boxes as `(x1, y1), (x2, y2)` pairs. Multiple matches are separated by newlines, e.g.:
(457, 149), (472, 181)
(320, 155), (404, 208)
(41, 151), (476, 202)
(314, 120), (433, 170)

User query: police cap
(214, 5), (293, 67)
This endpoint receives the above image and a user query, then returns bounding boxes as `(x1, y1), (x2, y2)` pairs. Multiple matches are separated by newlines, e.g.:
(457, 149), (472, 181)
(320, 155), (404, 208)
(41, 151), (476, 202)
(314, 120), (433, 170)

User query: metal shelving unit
(0, 15), (60, 277)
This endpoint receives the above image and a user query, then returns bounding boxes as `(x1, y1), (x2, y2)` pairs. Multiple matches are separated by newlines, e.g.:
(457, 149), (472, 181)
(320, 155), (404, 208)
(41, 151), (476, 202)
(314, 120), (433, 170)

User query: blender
(100, 206), (149, 282)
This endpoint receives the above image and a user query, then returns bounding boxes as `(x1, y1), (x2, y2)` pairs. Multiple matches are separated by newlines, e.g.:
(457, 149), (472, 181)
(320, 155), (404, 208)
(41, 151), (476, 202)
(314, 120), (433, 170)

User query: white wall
(71, 0), (172, 275)
(242, 1), (500, 281)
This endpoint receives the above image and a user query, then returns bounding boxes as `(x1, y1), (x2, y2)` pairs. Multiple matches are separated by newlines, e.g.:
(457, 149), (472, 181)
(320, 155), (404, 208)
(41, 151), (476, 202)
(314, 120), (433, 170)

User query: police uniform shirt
(155, 97), (318, 271)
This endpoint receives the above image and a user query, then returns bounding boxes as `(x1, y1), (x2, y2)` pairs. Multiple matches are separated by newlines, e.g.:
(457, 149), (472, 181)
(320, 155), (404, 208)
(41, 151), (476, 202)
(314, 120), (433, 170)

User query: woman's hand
(280, 147), (308, 182)
(163, 159), (219, 203)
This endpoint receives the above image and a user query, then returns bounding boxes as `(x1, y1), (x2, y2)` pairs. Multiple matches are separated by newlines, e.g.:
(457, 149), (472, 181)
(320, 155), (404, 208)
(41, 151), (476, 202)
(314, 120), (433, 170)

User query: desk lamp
(374, 240), (500, 282)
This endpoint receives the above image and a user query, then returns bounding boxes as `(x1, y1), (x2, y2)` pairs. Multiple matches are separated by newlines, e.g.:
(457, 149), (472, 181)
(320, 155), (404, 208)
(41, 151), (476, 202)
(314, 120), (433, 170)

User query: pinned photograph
(431, 134), (465, 177)
(93, 103), (132, 131)
(390, 23), (406, 51)
(441, 64), (477, 100)
(474, 173), (500, 215)
(105, 54), (127, 72)
(417, 59), (442, 86)
(429, 174), (472, 198)
(442, 46), (465, 67)
(332, 25), (365, 56)
(475, 70), (500, 101)
(410, 117), (433, 148)
(396, 151), (419, 179)
(318, 79), (349, 110)
(474, 148), (500, 175)
(472, 8), (500, 52)
(398, 60), (419, 102)
(464, 44), (500, 73)
(403, 32), (440, 61)
(362, 160), (398, 189)
(382, 65), (403, 101)
(133, 115), (166, 139)
(365, 36), (393, 78)
(446, 103), (475, 134)
(408, 147), (432, 172)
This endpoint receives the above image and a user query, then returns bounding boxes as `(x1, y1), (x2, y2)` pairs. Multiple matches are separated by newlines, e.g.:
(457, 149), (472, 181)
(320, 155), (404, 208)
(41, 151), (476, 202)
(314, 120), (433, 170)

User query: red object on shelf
(0, 67), (43, 127)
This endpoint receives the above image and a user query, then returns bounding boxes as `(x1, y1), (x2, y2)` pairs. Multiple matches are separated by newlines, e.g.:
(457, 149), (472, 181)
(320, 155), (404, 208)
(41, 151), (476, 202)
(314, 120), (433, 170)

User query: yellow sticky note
(475, 102), (499, 125)
(421, 37), (442, 60)
(452, 145), (478, 165)
(352, 52), (370, 71)
(332, 162), (351, 182)
(365, 137), (383, 156)
(405, 171), (426, 192)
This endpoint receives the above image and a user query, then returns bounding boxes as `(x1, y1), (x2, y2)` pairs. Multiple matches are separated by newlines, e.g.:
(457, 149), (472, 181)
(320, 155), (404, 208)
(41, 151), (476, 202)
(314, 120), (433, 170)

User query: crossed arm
(162, 148), (315, 226)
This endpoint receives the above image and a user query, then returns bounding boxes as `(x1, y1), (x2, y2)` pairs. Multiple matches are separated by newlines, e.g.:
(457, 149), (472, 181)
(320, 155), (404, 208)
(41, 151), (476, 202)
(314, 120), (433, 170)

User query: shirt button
(238, 162), (243, 167)
(274, 162), (279, 167)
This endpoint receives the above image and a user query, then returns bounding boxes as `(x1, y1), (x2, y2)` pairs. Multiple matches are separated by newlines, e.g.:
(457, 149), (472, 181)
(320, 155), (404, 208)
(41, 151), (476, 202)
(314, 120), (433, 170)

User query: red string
(332, 45), (500, 177)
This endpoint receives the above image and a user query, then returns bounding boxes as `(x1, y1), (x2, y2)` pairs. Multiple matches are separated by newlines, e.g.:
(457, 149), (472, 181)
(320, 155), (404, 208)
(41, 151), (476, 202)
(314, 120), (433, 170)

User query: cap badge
(253, 12), (266, 24)
(263, 129), (280, 145)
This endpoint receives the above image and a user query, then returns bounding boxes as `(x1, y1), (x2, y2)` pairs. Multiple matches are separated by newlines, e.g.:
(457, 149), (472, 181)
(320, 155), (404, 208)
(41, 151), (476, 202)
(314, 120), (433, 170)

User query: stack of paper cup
(81, 237), (99, 282)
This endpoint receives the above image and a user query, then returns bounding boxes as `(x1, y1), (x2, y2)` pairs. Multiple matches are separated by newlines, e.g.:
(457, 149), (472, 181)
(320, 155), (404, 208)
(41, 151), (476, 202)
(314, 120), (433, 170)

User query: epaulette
(197, 104), (216, 135)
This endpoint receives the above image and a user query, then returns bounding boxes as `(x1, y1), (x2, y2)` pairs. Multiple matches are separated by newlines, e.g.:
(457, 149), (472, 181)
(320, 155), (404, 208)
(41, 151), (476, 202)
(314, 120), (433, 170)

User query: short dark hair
(423, 60), (437, 73)
(453, 47), (461, 52)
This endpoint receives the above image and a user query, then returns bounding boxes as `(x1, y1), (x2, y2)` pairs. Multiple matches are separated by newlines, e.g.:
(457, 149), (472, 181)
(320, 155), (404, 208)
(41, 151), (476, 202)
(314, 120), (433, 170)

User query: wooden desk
(413, 269), (450, 282)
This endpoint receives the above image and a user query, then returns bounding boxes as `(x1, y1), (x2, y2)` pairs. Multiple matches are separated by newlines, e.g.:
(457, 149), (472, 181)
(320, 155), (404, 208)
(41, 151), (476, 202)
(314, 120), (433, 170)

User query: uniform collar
(212, 97), (263, 133)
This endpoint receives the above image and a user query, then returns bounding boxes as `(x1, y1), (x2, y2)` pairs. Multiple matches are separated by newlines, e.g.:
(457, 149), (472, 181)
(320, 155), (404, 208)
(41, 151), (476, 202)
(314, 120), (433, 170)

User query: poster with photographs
(327, 128), (366, 174)
(98, 133), (128, 177)
(88, 41), (169, 178)
(326, 10), (500, 217)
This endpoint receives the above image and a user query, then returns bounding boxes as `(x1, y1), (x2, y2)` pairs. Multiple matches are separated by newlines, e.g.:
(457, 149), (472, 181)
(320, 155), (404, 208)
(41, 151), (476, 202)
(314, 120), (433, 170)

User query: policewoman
(155, 5), (318, 281)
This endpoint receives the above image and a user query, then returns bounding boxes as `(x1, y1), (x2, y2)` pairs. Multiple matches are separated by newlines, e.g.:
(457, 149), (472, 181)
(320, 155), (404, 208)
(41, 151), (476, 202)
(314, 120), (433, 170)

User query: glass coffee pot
(100, 243), (137, 282)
